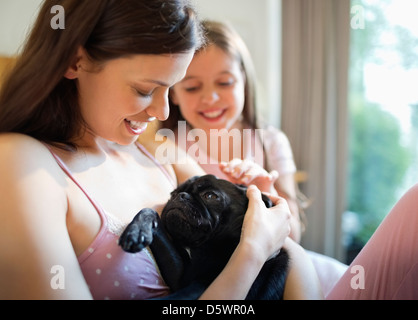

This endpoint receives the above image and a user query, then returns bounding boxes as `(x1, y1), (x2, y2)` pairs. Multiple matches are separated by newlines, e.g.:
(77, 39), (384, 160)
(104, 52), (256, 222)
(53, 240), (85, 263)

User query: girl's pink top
(181, 124), (297, 180)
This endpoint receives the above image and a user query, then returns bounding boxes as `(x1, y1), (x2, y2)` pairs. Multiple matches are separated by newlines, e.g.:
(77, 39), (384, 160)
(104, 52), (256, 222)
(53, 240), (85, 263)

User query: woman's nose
(147, 92), (170, 121)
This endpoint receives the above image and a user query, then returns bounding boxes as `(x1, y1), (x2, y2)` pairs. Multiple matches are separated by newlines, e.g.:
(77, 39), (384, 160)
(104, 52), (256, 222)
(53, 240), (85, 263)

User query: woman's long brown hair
(0, 0), (203, 150)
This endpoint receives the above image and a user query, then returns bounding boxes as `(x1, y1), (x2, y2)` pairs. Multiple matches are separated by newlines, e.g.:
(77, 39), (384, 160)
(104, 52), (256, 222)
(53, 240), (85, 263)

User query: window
(345, 0), (418, 263)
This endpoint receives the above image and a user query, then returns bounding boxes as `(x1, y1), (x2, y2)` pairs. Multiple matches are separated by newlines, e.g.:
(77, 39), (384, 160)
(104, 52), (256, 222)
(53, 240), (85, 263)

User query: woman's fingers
(242, 185), (291, 261)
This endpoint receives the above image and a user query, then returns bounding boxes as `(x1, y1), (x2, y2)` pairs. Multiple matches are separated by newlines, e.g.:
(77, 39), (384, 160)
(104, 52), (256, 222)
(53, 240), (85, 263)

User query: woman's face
(75, 51), (194, 145)
(170, 45), (246, 133)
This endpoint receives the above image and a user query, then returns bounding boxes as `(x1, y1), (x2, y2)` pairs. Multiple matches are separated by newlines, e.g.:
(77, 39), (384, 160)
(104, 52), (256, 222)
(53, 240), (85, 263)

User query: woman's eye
(134, 88), (153, 98)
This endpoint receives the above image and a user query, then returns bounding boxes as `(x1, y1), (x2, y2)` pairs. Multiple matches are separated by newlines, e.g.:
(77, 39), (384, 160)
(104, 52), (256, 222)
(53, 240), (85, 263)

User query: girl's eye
(185, 88), (198, 92)
(218, 79), (235, 87)
(184, 85), (201, 93)
(180, 80), (201, 93)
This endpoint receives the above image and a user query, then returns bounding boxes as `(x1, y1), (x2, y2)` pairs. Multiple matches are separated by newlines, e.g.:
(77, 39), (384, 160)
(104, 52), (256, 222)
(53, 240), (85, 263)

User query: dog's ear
(175, 175), (200, 192)
(234, 184), (248, 197)
(261, 194), (273, 208)
(188, 176), (201, 183)
(235, 184), (273, 208)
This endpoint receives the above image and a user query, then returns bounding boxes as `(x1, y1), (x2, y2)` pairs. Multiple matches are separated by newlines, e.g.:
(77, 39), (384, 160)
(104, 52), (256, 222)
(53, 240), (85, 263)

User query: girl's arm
(281, 237), (324, 300)
(275, 173), (303, 243)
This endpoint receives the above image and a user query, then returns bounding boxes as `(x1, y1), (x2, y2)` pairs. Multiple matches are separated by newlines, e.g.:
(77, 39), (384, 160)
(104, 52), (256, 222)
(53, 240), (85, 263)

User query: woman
(0, 0), (320, 300)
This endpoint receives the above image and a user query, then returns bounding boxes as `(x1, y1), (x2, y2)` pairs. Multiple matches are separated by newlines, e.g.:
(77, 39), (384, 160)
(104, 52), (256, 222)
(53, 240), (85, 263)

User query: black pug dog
(119, 174), (289, 300)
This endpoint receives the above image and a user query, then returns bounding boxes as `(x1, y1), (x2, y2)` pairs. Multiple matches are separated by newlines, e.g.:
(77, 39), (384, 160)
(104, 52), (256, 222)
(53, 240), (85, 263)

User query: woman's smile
(124, 119), (152, 135)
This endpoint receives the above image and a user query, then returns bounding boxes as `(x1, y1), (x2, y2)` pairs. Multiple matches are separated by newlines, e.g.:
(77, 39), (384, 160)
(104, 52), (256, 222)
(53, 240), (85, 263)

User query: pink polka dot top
(46, 143), (173, 300)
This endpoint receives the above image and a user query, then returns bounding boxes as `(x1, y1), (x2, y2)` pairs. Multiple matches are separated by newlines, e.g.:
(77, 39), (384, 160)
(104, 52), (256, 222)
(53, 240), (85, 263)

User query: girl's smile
(199, 108), (227, 121)
(171, 45), (246, 133)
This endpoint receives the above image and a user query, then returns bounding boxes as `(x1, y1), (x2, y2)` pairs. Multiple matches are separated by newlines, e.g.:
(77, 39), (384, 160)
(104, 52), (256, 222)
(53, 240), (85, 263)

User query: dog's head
(161, 174), (272, 248)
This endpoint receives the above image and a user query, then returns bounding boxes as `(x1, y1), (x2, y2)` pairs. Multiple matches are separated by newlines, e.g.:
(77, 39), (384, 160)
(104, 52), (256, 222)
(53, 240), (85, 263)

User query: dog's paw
(118, 208), (159, 253)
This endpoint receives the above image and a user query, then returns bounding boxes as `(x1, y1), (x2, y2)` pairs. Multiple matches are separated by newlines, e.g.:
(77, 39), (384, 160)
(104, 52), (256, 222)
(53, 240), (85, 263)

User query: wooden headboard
(0, 56), (16, 87)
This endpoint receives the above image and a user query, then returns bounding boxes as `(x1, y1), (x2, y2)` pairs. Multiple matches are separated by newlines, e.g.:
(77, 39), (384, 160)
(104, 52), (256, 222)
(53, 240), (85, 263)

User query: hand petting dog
(119, 175), (289, 300)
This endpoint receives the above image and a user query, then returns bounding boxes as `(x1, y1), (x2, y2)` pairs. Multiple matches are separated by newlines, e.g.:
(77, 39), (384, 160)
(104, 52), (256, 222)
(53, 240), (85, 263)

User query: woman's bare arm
(0, 134), (92, 300)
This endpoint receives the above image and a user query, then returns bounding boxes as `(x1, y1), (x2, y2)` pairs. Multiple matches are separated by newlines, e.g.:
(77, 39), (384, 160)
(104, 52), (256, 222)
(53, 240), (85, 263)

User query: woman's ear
(64, 46), (86, 80)
(64, 65), (79, 80)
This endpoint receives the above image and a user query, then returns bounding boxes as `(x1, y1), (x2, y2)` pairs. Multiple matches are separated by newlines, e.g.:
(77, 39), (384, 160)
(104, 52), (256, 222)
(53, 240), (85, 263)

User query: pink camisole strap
(135, 142), (176, 187)
(44, 143), (172, 300)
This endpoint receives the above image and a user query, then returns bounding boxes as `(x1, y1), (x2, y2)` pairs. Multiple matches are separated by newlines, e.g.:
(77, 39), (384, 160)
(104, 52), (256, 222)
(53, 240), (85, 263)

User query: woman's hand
(219, 159), (279, 195)
(240, 185), (291, 262)
(199, 185), (291, 300)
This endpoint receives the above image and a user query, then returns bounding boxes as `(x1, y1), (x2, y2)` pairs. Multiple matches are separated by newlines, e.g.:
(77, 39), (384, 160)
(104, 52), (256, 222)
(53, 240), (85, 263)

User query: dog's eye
(202, 191), (219, 200)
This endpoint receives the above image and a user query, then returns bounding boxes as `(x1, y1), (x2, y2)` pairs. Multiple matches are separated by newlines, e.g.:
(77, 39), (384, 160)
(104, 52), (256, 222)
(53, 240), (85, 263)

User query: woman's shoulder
(0, 133), (67, 182)
(0, 133), (68, 219)
(0, 132), (47, 151)
(0, 133), (54, 164)
(0, 134), (80, 299)
(0, 132), (68, 216)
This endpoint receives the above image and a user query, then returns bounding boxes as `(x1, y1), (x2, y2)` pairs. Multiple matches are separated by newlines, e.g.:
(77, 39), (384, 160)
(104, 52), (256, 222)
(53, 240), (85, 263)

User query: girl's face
(74, 51), (194, 146)
(170, 45), (246, 133)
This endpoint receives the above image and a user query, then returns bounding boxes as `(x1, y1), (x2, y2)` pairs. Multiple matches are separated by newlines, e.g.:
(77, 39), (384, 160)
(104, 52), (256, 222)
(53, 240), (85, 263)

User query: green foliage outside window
(347, 0), (416, 252)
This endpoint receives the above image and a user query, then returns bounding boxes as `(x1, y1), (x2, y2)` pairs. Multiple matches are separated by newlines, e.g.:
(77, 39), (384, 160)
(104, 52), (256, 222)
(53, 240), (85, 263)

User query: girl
(162, 20), (347, 296)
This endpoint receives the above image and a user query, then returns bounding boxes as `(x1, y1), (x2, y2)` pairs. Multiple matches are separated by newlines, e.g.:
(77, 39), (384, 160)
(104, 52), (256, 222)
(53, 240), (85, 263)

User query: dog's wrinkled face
(161, 175), (272, 248)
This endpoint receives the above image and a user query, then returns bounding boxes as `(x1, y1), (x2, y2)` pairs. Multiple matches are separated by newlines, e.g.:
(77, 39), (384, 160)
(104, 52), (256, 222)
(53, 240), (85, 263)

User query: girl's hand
(240, 185), (291, 262)
(220, 159), (279, 194)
